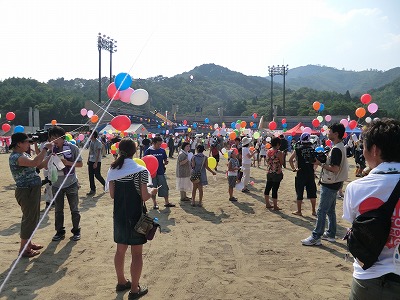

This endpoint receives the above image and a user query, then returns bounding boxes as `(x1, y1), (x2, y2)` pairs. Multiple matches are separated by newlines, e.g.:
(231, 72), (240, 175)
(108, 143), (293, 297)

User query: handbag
(344, 179), (400, 270)
(190, 156), (206, 183)
(134, 204), (161, 240)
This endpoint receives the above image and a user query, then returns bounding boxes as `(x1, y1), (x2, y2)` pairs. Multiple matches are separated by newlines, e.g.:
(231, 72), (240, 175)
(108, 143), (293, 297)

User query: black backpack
(344, 179), (400, 270)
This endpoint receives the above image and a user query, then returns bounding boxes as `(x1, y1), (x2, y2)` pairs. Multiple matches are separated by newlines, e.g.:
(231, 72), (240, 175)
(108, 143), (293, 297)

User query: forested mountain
(0, 64), (399, 128)
(274, 64), (400, 93)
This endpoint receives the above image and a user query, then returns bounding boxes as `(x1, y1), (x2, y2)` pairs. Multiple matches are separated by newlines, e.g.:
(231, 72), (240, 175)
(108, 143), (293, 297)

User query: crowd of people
(8, 119), (400, 299)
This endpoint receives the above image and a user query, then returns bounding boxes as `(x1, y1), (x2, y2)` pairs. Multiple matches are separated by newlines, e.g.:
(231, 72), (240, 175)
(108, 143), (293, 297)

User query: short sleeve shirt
(9, 152), (41, 187)
(89, 139), (103, 163)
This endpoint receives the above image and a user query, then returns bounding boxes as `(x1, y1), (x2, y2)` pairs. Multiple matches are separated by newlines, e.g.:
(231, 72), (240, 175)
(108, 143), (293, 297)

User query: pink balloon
(78, 133), (85, 141)
(80, 108), (87, 116)
(340, 119), (349, 128)
(303, 127), (312, 134)
(325, 115), (332, 122)
(368, 103), (378, 114)
(120, 87), (134, 103)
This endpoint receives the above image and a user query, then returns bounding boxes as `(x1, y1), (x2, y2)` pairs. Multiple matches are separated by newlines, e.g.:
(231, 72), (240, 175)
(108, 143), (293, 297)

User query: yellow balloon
(208, 157), (217, 169)
(188, 128), (192, 132)
(111, 144), (117, 151)
(223, 152), (228, 159)
(133, 158), (146, 167)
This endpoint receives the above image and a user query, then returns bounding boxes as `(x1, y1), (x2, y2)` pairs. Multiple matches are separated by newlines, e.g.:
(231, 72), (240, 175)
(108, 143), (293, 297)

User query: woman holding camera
(9, 133), (53, 258)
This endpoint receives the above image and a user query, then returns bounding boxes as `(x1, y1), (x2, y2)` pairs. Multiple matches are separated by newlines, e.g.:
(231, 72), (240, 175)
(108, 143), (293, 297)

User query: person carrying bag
(343, 118), (400, 300)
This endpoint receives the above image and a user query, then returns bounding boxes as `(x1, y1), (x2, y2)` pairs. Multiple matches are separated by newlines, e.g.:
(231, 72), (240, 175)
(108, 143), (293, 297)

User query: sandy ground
(0, 149), (358, 300)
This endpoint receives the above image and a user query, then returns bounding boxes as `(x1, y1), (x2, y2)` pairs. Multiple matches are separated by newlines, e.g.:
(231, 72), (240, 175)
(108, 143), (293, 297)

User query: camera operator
(301, 123), (348, 246)
(9, 132), (53, 258)
(289, 132), (317, 217)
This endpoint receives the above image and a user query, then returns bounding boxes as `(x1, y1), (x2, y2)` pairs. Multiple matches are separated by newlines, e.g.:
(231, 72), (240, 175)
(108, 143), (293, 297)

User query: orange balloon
(312, 101), (321, 111)
(91, 114), (99, 123)
(266, 143), (271, 149)
(250, 122), (254, 127)
(355, 107), (366, 118)
(229, 132), (236, 140)
(249, 146), (255, 151)
(240, 121), (247, 128)
(51, 119), (57, 125)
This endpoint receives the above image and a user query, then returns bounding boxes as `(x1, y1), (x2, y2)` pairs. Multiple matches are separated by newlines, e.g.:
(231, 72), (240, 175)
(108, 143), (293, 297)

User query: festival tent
(101, 123), (148, 134)
(283, 122), (320, 136)
(345, 127), (362, 135)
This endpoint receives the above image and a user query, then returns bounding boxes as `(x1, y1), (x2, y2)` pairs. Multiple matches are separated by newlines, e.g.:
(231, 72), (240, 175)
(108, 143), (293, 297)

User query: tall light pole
(268, 65), (289, 120)
(97, 33), (117, 102)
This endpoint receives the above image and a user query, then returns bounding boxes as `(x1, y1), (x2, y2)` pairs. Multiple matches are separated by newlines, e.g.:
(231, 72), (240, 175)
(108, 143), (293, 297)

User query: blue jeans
(312, 185), (337, 239)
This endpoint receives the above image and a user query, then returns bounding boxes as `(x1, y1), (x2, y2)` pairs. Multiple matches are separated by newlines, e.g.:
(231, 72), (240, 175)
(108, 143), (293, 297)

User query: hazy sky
(1, 0), (399, 82)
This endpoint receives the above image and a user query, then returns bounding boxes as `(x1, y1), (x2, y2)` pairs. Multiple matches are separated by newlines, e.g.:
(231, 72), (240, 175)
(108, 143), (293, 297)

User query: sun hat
(9, 132), (33, 149)
(241, 137), (252, 146)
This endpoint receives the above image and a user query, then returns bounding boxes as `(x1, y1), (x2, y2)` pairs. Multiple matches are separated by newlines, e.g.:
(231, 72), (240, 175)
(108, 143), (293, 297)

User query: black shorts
(295, 175), (317, 200)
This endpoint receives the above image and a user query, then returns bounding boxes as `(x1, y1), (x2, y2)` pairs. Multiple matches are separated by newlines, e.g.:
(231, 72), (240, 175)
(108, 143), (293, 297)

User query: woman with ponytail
(105, 138), (158, 299)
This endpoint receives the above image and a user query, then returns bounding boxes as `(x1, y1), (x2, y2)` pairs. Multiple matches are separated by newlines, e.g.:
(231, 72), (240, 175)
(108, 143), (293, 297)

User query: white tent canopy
(101, 123), (149, 134)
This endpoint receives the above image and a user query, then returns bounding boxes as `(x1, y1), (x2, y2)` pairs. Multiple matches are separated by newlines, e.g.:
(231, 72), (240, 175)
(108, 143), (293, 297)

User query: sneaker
(86, 190), (95, 196)
(71, 234), (81, 241)
(52, 232), (65, 241)
(322, 232), (336, 242)
(301, 235), (322, 246)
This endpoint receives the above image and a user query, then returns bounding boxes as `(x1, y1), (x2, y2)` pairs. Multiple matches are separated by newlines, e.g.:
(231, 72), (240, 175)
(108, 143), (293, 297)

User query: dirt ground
(0, 149), (358, 300)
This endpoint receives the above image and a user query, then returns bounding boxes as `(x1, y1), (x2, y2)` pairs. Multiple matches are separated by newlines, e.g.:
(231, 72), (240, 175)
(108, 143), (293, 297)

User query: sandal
(180, 197), (191, 202)
(292, 211), (303, 216)
(265, 205), (273, 209)
(128, 285), (148, 300)
(116, 279), (131, 292)
(21, 249), (40, 258)
(30, 244), (44, 250)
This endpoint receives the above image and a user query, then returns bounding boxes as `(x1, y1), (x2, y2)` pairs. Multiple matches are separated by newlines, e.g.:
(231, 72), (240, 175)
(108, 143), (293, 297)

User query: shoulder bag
(134, 202), (161, 240)
(344, 179), (400, 270)
(190, 156), (206, 183)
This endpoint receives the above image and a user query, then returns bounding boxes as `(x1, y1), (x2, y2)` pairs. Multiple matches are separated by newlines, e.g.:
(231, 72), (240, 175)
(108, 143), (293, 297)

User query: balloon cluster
(106, 73), (149, 106)
(80, 108), (99, 123)
(356, 94), (378, 124)
(2, 111), (16, 133)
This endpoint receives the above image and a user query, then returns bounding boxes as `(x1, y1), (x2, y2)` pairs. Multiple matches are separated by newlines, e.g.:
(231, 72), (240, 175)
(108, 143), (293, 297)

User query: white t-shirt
(242, 147), (252, 165)
(259, 144), (267, 156)
(343, 162), (400, 279)
(88, 139), (103, 163)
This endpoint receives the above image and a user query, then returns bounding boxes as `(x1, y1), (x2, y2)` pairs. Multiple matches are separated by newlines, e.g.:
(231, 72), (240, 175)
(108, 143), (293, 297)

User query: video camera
(29, 130), (49, 143)
(297, 143), (329, 164)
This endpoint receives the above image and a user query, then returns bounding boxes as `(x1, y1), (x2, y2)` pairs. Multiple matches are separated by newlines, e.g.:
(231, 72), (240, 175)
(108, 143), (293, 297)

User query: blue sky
(1, 0), (399, 82)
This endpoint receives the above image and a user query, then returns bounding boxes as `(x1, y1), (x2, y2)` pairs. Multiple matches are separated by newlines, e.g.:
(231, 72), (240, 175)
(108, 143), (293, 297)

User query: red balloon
(6, 112), (15, 121)
(312, 119), (320, 127)
(183, 120), (187, 125)
(110, 115), (131, 132)
(348, 120), (358, 130)
(326, 139), (332, 147)
(2, 123), (11, 132)
(281, 118), (286, 124)
(252, 113), (258, 119)
(107, 83), (120, 100)
(142, 155), (159, 175)
(360, 94), (372, 105)
(268, 121), (277, 130)
(161, 142), (168, 149)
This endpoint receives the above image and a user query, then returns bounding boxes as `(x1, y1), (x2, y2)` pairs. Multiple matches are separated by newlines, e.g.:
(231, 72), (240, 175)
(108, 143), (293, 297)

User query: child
(227, 149), (240, 202)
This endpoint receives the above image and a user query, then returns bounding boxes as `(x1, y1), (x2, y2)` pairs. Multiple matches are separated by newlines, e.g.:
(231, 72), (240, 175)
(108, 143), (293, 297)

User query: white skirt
(176, 177), (193, 192)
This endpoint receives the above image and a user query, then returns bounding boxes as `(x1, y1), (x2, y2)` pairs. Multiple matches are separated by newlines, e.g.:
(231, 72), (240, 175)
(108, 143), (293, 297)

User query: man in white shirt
(87, 131), (105, 196)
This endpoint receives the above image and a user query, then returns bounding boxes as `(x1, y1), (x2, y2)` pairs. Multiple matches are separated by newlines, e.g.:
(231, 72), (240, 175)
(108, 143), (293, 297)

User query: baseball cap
(9, 132), (33, 149)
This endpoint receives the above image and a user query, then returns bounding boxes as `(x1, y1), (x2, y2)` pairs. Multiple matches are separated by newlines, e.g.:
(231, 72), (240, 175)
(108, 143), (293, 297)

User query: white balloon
(87, 110), (94, 118)
(130, 89), (149, 106)
(266, 137), (271, 142)
(365, 117), (372, 123)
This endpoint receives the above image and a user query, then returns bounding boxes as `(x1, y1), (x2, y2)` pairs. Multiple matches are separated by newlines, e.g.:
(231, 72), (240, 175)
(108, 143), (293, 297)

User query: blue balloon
(287, 135), (292, 141)
(114, 72), (132, 91)
(193, 123), (197, 128)
(315, 146), (324, 152)
(319, 103), (325, 112)
(103, 131), (107, 134)
(14, 125), (24, 133)
(231, 122), (236, 129)
(162, 130), (165, 134)
(204, 118), (209, 124)
(252, 123), (257, 128)
(157, 125), (161, 128)
(70, 140), (76, 145)
(282, 123), (287, 128)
